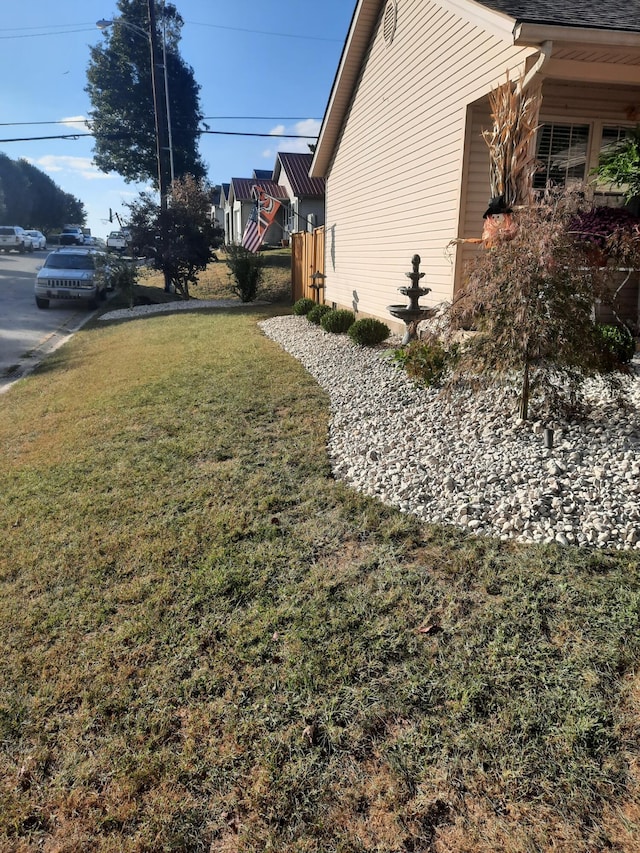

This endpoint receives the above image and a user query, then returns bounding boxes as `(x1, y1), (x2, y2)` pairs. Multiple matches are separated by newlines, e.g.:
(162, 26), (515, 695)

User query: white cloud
(294, 119), (321, 137)
(261, 118), (321, 161)
(28, 155), (112, 181)
(59, 115), (90, 131)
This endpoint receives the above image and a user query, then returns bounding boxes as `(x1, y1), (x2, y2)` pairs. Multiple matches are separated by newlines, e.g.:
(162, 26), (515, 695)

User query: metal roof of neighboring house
(275, 153), (326, 198)
(477, 1), (640, 31)
(230, 178), (289, 202)
(253, 169), (273, 180)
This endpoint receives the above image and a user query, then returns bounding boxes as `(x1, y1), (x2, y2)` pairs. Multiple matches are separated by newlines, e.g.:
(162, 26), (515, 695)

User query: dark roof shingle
(479, 1), (640, 32)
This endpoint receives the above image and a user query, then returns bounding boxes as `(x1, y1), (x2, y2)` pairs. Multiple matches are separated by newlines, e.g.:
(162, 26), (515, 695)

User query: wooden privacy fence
(291, 226), (325, 304)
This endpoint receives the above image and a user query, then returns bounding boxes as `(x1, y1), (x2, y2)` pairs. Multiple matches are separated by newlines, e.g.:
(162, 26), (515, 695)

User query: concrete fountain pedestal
(388, 254), (436, 345)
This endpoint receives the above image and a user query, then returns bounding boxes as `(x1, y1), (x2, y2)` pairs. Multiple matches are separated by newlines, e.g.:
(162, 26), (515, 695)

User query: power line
(199, 131), (317, 139)
(0, 22), (98, 31)
(0, 27), (97, 40)
(201, 116), (322, 122)
(0, 121), (89, 128)
(185, 20), (342, 42)
(0, 20), (342, 44)
(0, 130), (317, 144)
(0, 116), (321, 128)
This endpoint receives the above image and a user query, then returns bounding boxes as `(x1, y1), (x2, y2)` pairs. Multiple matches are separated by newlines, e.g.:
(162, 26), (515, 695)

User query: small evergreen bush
(393, 339), (450, 386)
(224, 244), (266, 303)
(292, 297), (316, 316)
(307, 304), (332, 325)
(320, 309), (356, 333)
(596, 323), (636, 365)
(348, 318), (391, 346)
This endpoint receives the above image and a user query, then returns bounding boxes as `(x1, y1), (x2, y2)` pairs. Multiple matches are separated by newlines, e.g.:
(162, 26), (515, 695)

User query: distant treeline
(0, 153), (85, 233)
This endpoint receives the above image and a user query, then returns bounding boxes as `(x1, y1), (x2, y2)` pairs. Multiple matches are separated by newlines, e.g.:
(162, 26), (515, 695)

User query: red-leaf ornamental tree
(126, 174), (216, 299)
(446, 189), (636, 421)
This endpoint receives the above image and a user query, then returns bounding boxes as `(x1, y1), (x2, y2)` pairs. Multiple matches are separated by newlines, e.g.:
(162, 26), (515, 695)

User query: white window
(534, 122), (634, 207)
(533, 123), (590, 190)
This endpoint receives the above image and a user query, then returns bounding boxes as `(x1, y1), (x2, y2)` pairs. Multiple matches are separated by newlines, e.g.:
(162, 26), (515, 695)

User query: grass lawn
(136, 247), (293, 304)
(1, 294), (640, 851)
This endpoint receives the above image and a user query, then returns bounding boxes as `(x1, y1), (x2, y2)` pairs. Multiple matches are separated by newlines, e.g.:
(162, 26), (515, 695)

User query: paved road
(0, 250), (93, 393)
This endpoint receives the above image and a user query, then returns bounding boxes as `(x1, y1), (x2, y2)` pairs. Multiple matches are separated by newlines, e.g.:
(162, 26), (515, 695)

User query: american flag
(241, 186), (283, 253)
(241, 202), (262, 253)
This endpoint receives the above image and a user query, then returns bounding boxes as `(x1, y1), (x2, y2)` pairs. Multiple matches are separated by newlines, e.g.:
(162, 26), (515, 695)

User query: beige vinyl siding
(456, 100), (492, 290)
(324, 0), (534, 322)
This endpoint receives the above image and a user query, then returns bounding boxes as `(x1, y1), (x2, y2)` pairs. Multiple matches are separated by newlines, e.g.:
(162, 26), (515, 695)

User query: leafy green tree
(0, 154), (32, 224)
(15, 160), (85, 231)
(0, 155), (84, 229)
(0, 177), (6, 222)
(86, 0), (205, 187)
(126, 174), (215, 298)
(59, 192), (86, 228)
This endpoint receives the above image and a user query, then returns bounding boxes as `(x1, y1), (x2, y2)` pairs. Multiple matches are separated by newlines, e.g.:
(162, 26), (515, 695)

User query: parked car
(59, 226), (86, 246)
(35, 248), (112, 310)
(106, 231), (129, 251)
(24, 230), (47, 250)
(0, 225), (30, 253)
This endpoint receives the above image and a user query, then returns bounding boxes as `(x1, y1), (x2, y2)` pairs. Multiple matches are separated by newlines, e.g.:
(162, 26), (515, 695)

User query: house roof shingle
(276, 152), (326, 198)
(478, 1), (640, 32)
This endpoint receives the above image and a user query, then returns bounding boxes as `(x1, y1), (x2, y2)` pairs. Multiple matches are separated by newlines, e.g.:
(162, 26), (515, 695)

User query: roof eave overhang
(515, 22), (640, 48)
(310, 0), (383, 178)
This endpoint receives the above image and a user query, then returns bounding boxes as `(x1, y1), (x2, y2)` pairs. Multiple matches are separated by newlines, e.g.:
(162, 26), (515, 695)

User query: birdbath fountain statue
(388, 254), (437, 345)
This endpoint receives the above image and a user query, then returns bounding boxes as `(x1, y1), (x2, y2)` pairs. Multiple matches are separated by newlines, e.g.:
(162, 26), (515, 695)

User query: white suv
(35, 248), (111, 310)
(0, 225), (30, 253)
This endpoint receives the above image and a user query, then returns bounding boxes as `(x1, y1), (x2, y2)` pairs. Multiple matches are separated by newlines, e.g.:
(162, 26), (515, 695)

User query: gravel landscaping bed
(260, 314), (640, 550)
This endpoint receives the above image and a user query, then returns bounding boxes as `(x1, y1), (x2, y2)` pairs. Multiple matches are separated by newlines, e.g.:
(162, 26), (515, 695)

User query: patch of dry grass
(136, 247), (292, 303)
(1, 308), (640, 851)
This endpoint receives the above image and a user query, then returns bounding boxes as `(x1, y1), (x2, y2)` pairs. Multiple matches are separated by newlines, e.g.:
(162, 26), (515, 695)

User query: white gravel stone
(260, 315), (640, 549)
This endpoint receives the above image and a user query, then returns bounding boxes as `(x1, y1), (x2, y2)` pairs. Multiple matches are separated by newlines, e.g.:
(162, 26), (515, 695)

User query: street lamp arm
(96, 18), (150, 41)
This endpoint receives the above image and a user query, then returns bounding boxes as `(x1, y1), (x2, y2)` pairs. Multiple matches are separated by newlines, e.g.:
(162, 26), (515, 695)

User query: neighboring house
(310, 0), (640, 329)
(209, 184), (224, 231)
(273, 152), (326, 237)
(225, 175), (289, 246)
(219, 183), (232, 243)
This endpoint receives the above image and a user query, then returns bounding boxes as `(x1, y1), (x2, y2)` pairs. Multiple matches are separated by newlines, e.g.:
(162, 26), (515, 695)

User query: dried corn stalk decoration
(483, 71), (542, 210)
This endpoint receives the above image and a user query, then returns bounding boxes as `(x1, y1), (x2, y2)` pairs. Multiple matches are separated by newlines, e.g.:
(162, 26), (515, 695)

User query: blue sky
(1, 0), (354, 238)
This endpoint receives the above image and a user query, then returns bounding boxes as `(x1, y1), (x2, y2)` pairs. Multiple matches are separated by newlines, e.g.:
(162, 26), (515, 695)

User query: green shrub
(292, 297), (316, 316)
(393, 339), (450, 386)
(307, 304), (332, 325)
(224, 244), (266, 303)
(597, 323), (636, 365)
(99, 256), (138, 308)
(348, 318), (391, 346)
(320, 309), (356, 334)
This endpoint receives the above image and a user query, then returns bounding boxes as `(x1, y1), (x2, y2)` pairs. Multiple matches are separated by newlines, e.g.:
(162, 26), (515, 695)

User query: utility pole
(147, 0), (170, 210)
(147, 0), (172, 290)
